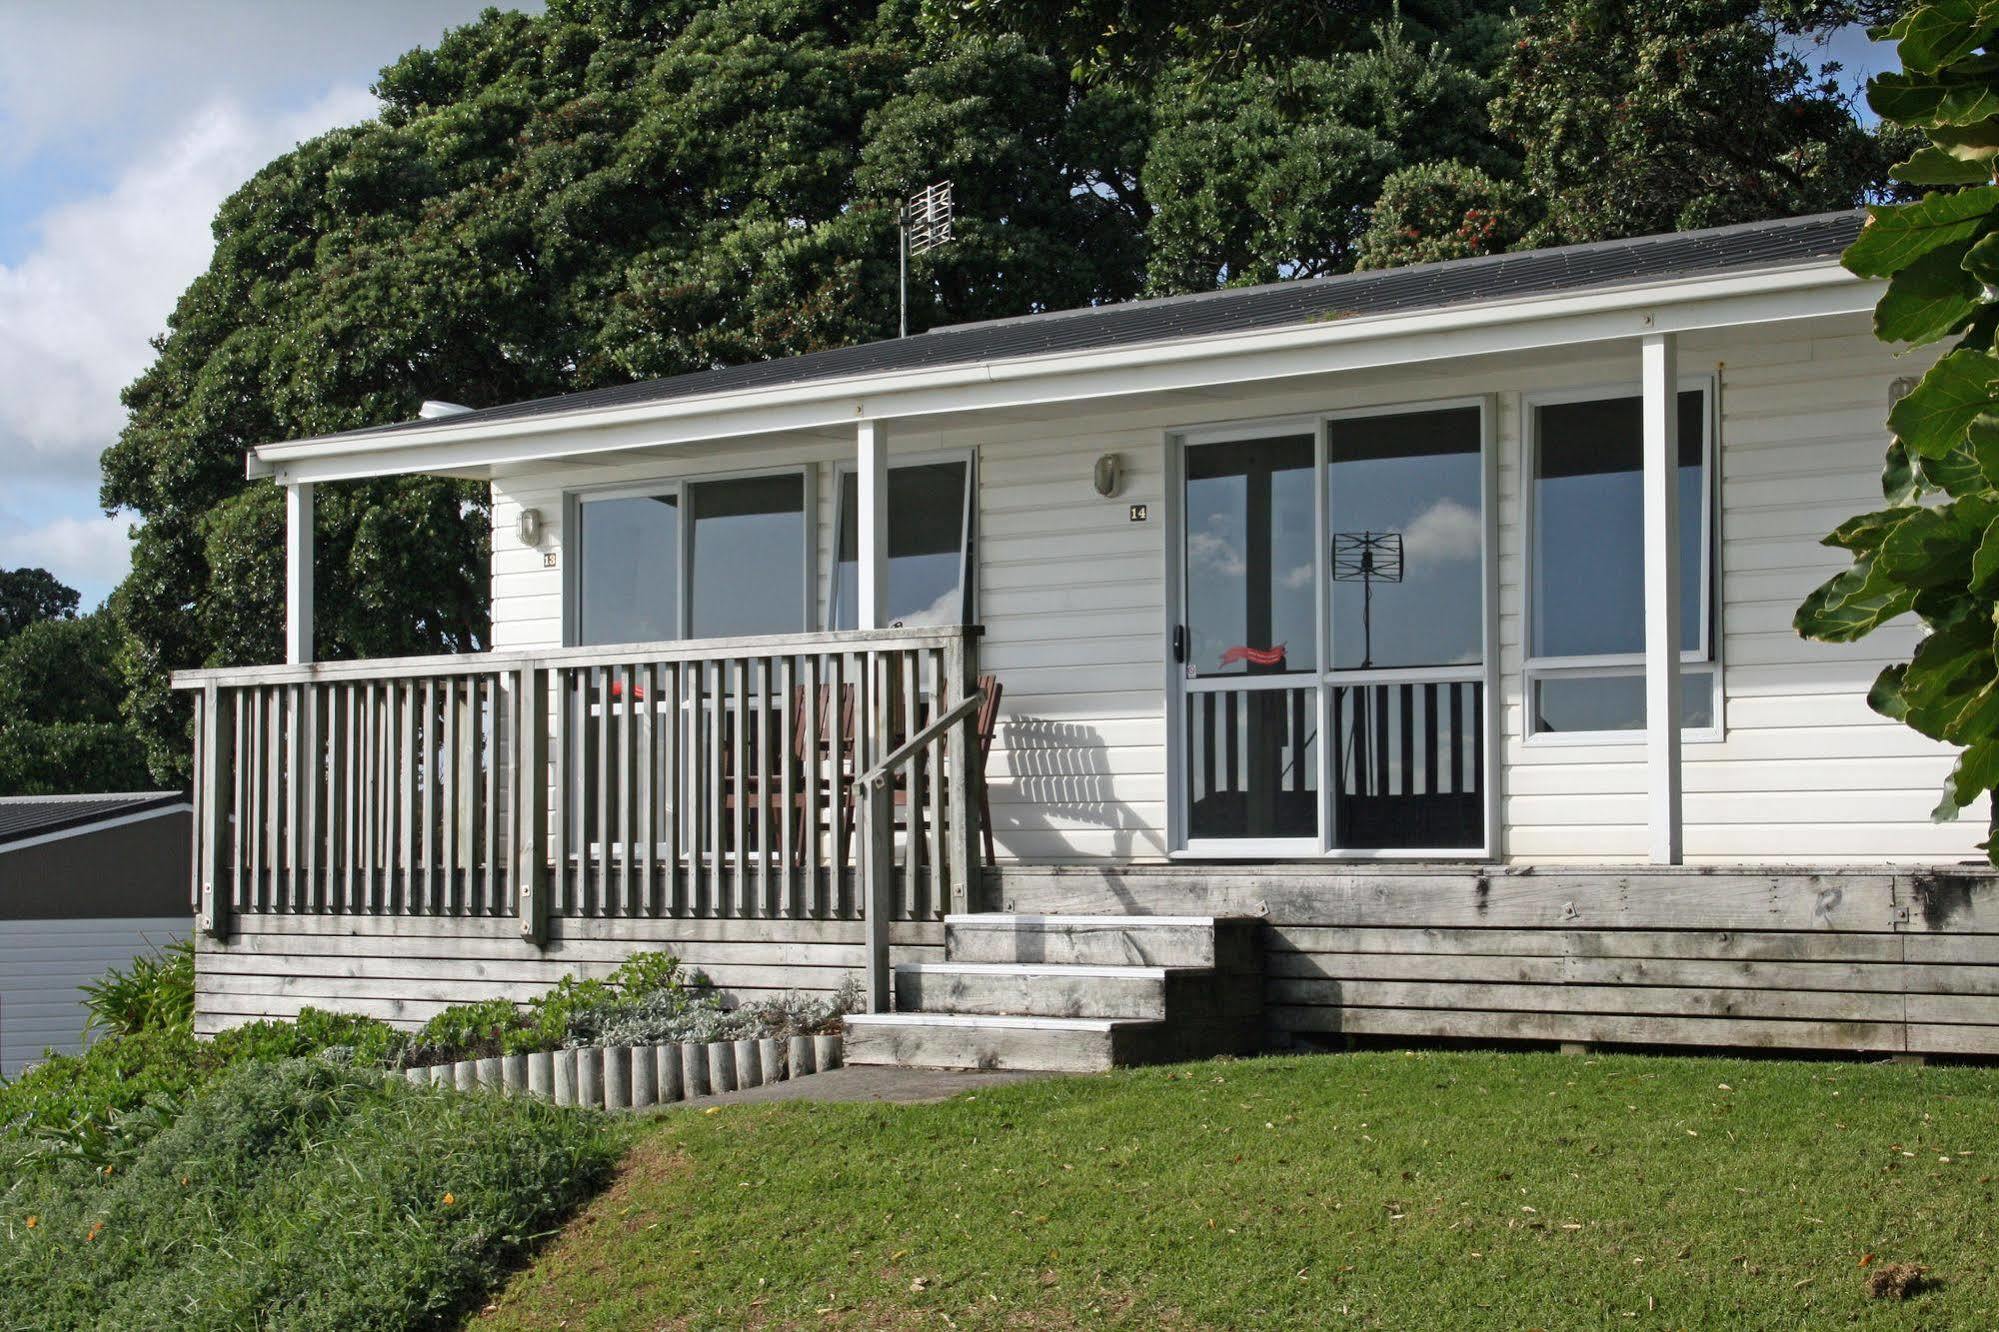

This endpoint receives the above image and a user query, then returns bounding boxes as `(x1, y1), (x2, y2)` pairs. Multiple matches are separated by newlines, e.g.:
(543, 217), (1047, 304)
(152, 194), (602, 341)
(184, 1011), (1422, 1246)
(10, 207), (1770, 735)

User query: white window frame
(1521, 377), (1722, 746)
(563, 463), (817, 647)
(827, 448), (977, 630)
(1163, 398), (1498, 861)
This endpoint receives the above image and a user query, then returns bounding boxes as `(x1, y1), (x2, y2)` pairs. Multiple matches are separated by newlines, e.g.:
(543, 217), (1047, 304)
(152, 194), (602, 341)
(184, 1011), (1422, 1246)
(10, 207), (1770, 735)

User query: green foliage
(0, 567), (79, 639)
(1141, 16), (1512, 290)
(1490, 0), (1908, 247)
(1796, 2), (1999, 853)
(0, 611), (150, 796)
(1356, 158), (1533, 268)
(405, 950), (705, 1064)
(1, 1008), (406, 1174)
(79, 940), (195, 1040)
(413, 999), (531, 1064)
(0, 1057), (619, 1332)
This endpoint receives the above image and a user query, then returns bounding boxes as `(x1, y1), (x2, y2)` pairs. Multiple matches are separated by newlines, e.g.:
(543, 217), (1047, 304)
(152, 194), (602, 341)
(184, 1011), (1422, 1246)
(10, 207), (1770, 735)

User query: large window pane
(1531, 391), (1705, 659)
(688, 475), (806, 638)
(1186, 687), (1317, 840)
(1184, 435), (1316, 677)
(577, 494), (679, 645)
(1328, 407), (1483, 670)
(1531, 669), (1715, 733)
(832, 461), (972, 629)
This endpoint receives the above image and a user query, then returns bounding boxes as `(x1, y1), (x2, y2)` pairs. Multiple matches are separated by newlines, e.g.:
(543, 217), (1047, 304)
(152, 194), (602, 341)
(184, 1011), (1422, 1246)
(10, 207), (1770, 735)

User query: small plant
(79, 937), (195, 1039)
(409, 998), (529, 1065)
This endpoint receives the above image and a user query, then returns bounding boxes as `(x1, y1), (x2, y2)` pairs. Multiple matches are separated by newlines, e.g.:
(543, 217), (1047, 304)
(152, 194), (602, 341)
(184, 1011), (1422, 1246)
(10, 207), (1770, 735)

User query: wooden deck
(995, 864), (1999, 1058)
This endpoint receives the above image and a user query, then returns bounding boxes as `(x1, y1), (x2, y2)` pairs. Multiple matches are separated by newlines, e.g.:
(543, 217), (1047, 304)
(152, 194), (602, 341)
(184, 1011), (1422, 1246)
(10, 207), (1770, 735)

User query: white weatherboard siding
(1, 917), (187, 1076)
(486, 311), (1981, 866)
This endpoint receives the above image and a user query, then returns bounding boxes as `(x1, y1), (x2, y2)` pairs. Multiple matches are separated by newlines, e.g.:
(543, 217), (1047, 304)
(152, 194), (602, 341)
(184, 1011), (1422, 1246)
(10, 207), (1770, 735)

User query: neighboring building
(174, 212), (1999, 1068)
(0, 793), (191, 1076)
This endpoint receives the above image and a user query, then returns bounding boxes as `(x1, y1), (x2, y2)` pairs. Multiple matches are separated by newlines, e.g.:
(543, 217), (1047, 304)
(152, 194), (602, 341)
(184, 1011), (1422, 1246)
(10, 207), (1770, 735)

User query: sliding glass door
(1172, 402), (1491, 857)
(1180, 432), (1320, 849)
(1325, 405), (1487, 851)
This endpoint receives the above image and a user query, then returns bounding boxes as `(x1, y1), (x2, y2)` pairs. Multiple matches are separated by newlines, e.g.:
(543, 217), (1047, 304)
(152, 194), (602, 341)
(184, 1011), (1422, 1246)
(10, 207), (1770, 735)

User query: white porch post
(857, 420), (888, 629)
(1641, 333), (1683, 864)
(285, 480), (314, 665)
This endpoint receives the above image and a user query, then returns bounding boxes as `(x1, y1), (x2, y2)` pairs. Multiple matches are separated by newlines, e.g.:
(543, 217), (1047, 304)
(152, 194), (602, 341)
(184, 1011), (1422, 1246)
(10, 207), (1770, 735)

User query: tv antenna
(1331, 530), (1403, 671)
(900, 180), (953, 338)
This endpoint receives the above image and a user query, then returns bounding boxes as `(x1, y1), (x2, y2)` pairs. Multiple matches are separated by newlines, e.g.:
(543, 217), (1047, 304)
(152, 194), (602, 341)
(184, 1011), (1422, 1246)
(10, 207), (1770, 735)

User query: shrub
(404, 951), (712, 1064)
(408, 998), (530, 1066)
(0, 1007), (406, 1174)
(78, 938), (195, 1038)
(0, 1056), (619, 1331)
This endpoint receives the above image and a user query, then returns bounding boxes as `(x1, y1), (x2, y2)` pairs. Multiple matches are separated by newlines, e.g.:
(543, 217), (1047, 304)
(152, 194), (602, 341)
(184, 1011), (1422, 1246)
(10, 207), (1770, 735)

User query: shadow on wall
(991, 715), (1151, 863)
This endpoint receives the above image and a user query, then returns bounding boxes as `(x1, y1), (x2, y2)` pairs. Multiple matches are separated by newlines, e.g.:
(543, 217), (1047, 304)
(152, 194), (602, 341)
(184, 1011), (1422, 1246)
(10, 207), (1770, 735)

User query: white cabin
(178, 212), (1999, 1065)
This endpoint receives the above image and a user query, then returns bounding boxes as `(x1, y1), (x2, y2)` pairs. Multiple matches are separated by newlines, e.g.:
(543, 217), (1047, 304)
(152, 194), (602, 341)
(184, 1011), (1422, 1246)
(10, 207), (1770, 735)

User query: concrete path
(664, 1062), (1047, 1110)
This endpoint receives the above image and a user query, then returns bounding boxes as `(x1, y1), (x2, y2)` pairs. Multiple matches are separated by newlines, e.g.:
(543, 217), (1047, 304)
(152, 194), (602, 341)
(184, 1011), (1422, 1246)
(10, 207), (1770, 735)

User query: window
(687, 474), (807, 638)
(1183, 434), (1317, 678)
(830, 458), (975, 629)
(1527, 387), (1714, 735)
(571, 470), (810, 646)
(575, 494), (679, 646)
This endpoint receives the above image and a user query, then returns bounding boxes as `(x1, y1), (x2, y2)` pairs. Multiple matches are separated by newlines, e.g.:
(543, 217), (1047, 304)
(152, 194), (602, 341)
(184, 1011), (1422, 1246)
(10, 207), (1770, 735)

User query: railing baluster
(421, 678), (436, 913)
(727, 656), (745, 919)
(592, 665), (609, 917)
(619, 662), (635, 917)
(802, 653), (821, 920)
(754, 656), (771, 918)
(900, 650), (919, 922)
(639, 661), (656, 917)
(777, 654), (796, 920)
(946, 634), (980, 917)
(550, 669), (569, 917)
(925, 649), (945, 919)
(711, 652), (727, 912)
(399, 681), (416, 914)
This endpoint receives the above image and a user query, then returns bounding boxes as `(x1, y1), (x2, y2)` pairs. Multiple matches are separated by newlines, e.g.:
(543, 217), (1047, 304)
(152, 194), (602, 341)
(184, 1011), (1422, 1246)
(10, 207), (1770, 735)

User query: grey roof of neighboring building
(0, 792), (189, 848)
(294, 210), (1864, 449)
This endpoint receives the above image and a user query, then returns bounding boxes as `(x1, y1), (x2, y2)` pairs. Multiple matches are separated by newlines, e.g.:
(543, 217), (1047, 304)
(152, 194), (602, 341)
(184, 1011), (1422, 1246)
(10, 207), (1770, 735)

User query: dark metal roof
(309, 210), (1863, 447)
(0, 792), (188, 848)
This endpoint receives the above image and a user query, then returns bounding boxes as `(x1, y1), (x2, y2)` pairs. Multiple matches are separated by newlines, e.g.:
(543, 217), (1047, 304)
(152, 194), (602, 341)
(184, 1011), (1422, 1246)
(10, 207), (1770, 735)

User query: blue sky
(0, 8), (1893, 610)
(0, 1), (542, 609)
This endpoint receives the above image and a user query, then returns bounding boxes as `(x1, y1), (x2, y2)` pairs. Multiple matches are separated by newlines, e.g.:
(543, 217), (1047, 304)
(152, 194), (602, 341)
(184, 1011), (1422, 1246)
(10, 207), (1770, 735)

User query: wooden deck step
(894, 961), (1177, 1020)
(844, 1012), (1168, 1073)
(943, 913), (1259, 970)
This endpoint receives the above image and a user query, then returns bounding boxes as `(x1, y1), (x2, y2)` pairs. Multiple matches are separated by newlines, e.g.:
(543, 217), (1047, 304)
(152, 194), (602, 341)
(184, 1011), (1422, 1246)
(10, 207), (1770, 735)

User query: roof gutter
(250, 261), (1875, 484)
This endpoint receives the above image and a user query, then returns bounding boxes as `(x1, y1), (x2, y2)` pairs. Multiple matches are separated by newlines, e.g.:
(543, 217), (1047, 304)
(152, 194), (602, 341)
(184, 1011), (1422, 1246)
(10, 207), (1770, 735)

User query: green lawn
(475, 1051), (1999, 1330)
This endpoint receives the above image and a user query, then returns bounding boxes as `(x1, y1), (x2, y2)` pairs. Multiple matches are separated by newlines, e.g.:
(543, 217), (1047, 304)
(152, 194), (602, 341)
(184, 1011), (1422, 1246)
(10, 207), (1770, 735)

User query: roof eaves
(253, 252), (1862, 475)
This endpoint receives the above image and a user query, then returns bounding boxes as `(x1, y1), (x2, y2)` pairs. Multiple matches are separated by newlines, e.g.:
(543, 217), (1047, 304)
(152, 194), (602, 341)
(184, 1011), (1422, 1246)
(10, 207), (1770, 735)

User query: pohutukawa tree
(1795, 2), (1999, 856)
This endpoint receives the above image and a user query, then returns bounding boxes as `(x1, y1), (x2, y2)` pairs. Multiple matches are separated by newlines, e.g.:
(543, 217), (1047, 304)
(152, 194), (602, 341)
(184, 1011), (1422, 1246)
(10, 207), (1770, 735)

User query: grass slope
(4, 1058), (620, 1331)
(478, 1051), (1999, 1330)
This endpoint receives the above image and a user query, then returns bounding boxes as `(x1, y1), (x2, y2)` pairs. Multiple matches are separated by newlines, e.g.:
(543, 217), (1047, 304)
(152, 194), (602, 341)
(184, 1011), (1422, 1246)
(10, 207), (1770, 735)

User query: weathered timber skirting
(994, 864), (1999, 1058)
(194, 914), (942, 1033)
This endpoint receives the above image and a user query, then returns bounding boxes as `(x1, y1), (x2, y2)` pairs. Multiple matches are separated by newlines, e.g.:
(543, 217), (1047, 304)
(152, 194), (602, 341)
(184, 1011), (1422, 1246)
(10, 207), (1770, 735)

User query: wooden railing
(173, 627), (985, 959)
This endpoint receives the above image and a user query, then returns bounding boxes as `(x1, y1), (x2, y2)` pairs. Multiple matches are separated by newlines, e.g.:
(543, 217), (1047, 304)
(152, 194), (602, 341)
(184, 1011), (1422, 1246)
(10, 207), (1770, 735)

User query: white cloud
(0, 86), (380, 485)
(1187, 527), (1246, 578)
(0, 3), (528, 170)
(1401, 497), (1482, 566)
(0, 509), (134, 608)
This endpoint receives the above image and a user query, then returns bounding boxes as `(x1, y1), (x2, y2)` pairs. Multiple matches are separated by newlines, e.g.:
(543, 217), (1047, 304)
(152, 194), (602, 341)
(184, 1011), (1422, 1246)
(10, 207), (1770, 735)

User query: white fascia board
(255, 264), (1876, 485)
(0, 802), (192, 855)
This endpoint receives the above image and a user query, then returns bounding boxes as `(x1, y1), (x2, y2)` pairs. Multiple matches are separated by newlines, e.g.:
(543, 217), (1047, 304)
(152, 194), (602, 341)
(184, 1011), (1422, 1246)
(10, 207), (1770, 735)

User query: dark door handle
(1171, 624), (1186, 664)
